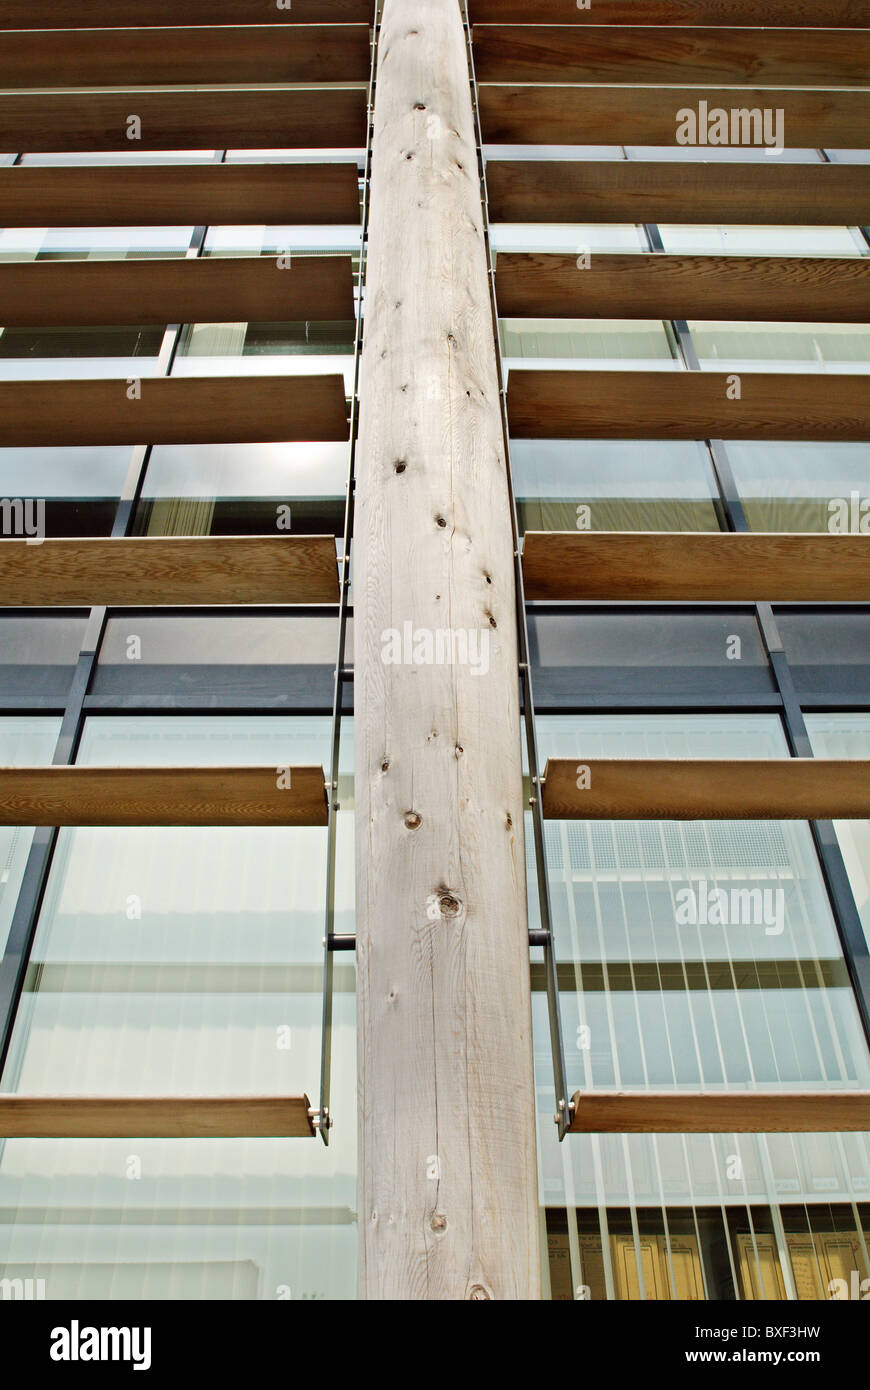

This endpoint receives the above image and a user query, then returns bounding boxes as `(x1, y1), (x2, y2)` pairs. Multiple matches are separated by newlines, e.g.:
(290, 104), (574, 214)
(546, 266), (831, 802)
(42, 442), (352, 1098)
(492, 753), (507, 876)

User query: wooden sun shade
(0, 1096), (316, 1138)
(472, 24), (870, 86)
(0, 90), (369, 155)
(0, 24), (371, 86)
(0, 377), (349, 447)
(508, 372), (870, 443)
(486, 161), (870, 227)
(522, 533), (870, 603)
(0, 256), (355, 329)
(479, 86), (870, 152)
(0, 163), (362, 228)
(0, 0), (374, 24)
(568, 1092), (870, 1134)
(0, 537), (340, 606)
(0, 766), (329, 827)
(540, 758), (870, 821)
(469, 0), (869, 24)
(496, 254), (870, 324)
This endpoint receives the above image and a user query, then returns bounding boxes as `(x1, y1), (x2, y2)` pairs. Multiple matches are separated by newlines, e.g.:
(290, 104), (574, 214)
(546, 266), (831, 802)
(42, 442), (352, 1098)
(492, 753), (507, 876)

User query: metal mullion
(462, 1), (572, 1140)
(317, 14), (380, 1145)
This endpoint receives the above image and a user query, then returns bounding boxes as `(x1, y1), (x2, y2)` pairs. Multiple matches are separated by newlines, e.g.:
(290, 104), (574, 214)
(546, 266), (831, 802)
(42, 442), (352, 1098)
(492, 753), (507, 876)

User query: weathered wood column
(354, 0), (540, 1299)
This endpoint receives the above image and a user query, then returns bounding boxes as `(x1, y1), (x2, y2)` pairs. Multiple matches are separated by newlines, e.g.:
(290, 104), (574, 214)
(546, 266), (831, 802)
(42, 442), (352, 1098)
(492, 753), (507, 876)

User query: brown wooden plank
(0, 25), (371, 87)
(523, 533), (870, 603)
(0, 376), (349, 446)
(486, 161), (870, 226)
(0, 163), (362, 228)
(568, 1092), (870, 1134)
(0, 0), (373, 24)
(470, 0), (870, 24)
(0, 256), (355, 328)
(473, 24), (870, 86)
(0, 766), (329, 826)
(508, 371), (870, 442)
(479, 86), (870, 151)
(496, 253), (870, 324)
(0, 90), (369, 154)
(0, 537), (340, 606)
(542, 757), (870, 820)
(0, 1096), (316, 1137)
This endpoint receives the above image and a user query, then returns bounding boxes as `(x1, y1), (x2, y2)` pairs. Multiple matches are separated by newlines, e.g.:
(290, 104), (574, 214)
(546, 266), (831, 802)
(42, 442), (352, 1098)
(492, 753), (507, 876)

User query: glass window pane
(806, 715), (870, 953)
(0, 716), (61, 955)
(728, 443), (870, 533)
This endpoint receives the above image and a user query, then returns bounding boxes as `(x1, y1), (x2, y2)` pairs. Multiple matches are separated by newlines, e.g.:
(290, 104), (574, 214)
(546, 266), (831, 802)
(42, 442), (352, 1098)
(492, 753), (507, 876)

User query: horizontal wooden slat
(496, 253), (870, 323)
(0, 376), (349, 446)
(0, 163), (362, 228)
(0, 0), (373, 24)
(486, 161), (870, 227)
(473, 24), (870, 86)
(568, 1092), (870, 1134)
(479, 86), (870, 151)
(508, 371), (870, 442)
(470, 0), (870, 24)
(0, 90), (369, 154)
(0, 766), (329, 825)
(0, 256), (355, 328)
(0, 25), (371, 87)
(0, 537), (340, 606)
(523, 533), (870, 602)
(542, 757), (870, 820)
(0, 1096), (316, 1137)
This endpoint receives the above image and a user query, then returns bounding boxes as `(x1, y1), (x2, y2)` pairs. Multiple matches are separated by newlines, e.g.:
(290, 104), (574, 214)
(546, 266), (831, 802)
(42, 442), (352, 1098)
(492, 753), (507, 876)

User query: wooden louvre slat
(508, 371), (870, 443)
(485, 161), (870, 227)
(568, 1092), (870, 1134)
(0, 376), (349, 447)
(496, 253), (870, 324)
(469, 0), (870, 24)
(0, 90), (369, 154)
(522, 533), (870, 603)
(0, 537), (340, 606)
(0, 256), (355, 328)
(0, 1096), (316, 1138)
(472, 24), (870, 86)
(0, 766), (330, 826)
(0, 163), (362, 228)
(0, 25), (371, 87)
(479, 86), (870, 151)
(0, 0), (374, 24)
(541, 758), (870, 820)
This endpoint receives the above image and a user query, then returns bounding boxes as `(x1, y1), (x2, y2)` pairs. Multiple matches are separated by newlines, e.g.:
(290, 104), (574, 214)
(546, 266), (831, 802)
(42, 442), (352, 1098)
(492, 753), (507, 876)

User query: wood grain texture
(479, 85), (870, 150)
(0, 90), (369, 154)
(354, 0), (539, 1300)
(523, 533), (870, 602)
(0, 377), (349, 446)
(0, 256), (355, 328)
(0, 1096), (316, 1137)
(0, 537), (340, 606)
(0, 163), (362, 228)
(0, 25), (371, 87)
(568, 1092), (870, 1134)
(508, 372), (870, 442)
(542, 758), (870, 820)
(496, 253), (870, 324)
(0, 0), (373, 25)
(0, 766), (329, 827)
(473, 24), (870, 85)
(486, 161), (870, 227)
(470, 0), (870, 24)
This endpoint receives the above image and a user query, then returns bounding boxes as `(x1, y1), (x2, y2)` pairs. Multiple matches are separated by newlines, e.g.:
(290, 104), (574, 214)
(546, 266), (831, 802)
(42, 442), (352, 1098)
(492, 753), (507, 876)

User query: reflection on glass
(690, 321), (870, 373)
(0, 716), (356, 1300)
(0, 446), (131, 538)
(502, 319), (676, 371)
(531, 713), (870, 1300)
(0, 717), (60, 955)
(806, 715), (870, 953)
(728, 443), (870, 533)
(512, 440), (721, 533)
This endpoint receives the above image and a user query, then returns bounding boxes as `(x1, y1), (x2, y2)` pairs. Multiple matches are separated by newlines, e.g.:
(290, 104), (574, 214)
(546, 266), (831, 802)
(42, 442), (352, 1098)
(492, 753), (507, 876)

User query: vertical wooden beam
(354, 0), (540, 1299)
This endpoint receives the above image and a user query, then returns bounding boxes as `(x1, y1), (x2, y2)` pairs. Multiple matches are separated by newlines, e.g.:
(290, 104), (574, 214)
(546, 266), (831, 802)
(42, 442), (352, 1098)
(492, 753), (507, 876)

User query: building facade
(0, 0), (869, 1300)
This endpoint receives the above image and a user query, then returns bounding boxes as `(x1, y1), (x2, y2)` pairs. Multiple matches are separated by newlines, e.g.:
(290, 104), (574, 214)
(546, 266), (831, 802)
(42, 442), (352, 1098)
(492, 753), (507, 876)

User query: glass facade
(1, 5), (869, 1306)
